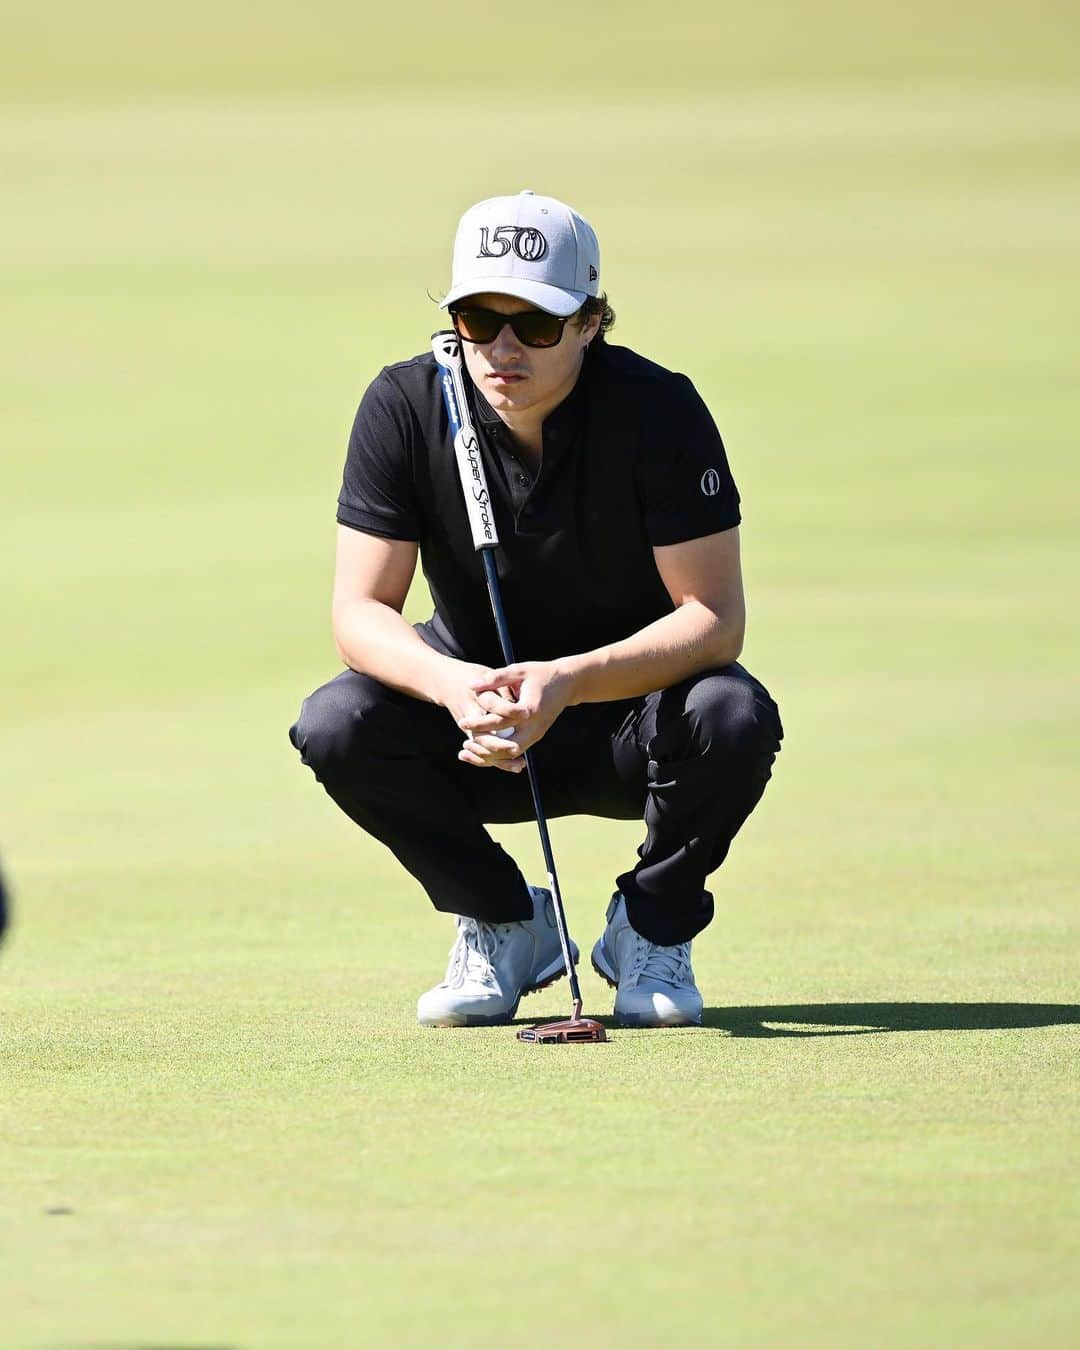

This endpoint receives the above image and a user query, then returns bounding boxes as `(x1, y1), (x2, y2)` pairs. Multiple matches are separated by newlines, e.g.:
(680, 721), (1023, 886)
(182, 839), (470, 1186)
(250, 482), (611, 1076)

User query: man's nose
(490, 319), (524, 361)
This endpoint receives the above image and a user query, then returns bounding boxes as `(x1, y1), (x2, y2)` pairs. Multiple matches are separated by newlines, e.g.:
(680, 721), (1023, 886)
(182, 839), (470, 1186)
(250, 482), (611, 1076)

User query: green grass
(2, 5), (1079, 1346)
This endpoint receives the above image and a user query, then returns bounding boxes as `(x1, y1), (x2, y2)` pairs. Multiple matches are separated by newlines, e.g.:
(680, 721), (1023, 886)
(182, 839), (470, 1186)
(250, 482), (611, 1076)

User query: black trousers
(289, 662), (784, 947)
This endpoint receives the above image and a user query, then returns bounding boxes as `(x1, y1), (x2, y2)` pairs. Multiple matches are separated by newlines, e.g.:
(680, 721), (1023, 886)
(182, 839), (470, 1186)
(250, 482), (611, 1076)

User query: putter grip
(431, 332), (499, 551)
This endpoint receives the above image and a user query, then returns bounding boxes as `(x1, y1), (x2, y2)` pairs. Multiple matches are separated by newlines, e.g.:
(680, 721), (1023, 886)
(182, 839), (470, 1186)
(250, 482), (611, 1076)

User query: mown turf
(2, 5), (1078, 1347)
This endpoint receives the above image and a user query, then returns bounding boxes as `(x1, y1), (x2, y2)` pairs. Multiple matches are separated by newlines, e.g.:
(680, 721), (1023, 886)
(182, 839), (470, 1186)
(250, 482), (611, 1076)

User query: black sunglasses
(449, 305), (570, 349)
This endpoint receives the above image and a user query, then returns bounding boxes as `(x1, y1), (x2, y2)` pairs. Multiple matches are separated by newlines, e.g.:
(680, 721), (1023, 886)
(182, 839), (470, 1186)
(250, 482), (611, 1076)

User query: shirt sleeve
(336, 369), (422, 540)
(638, 374), (741, 547)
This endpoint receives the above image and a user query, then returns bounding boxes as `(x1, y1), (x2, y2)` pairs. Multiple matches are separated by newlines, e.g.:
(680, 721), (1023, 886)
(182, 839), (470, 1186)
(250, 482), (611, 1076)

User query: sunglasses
(449, 305), (570, 349)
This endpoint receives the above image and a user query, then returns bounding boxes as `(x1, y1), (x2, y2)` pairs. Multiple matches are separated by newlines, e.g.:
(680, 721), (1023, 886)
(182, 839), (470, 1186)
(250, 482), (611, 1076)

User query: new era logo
(589, 265), (598, 282)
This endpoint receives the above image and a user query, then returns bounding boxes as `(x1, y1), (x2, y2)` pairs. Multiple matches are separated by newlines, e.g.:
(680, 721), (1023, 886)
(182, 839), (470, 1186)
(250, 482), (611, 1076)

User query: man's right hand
(433, 661), (526, 772)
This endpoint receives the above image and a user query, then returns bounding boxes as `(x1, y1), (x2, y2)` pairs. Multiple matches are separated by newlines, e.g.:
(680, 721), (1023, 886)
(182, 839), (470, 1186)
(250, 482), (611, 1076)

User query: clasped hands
(445, 660), (577, 773)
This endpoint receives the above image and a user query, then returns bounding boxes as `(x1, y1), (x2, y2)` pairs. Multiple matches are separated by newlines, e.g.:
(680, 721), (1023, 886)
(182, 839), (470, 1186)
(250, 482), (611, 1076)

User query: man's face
(455, 292), (598, 417)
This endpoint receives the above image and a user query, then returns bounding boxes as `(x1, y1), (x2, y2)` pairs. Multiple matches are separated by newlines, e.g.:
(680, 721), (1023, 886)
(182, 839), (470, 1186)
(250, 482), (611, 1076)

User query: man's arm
(331, 525), (520, 728)
(562, 526), (745, 704)
(458, 527), (745, 770)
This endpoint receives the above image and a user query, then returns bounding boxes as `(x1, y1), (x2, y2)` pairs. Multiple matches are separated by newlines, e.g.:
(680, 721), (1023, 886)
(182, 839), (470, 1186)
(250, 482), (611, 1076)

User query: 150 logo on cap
(477, 226), (549, 262)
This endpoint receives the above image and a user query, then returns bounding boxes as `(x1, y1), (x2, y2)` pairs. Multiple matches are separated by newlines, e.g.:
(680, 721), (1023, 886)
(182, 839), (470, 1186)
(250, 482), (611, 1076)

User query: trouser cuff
(615, 876), (714, 946)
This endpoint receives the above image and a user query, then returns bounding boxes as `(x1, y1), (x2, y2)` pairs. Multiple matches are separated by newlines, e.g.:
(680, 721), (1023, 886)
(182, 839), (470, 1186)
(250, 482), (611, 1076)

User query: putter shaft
(480, 549), (584, 1013)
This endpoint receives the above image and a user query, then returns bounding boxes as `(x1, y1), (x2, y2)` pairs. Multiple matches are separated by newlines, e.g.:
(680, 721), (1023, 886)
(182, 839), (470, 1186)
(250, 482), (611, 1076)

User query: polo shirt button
(517, 474), (528, 486)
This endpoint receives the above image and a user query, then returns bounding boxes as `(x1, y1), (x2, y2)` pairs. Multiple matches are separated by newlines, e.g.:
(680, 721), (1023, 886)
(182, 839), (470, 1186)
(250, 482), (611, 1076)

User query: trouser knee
(655, 668), (784, 769)
(289, 671), (395, 787)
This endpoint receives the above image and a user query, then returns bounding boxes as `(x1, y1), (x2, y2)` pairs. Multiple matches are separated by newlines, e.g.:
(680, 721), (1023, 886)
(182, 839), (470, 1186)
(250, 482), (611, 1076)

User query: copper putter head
(517, 1016), (608, 1044)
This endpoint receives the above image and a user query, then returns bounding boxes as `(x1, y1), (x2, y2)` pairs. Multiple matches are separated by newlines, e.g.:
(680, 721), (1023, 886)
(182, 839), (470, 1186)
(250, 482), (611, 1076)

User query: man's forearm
(559, 602), (742, 705)
(333, 600), (454, 705)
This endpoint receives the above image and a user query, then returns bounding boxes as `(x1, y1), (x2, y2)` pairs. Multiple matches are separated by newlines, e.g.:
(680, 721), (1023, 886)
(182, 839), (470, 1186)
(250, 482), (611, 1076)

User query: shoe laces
(626, 934), (693, 989)
(445, 917), (513, 991)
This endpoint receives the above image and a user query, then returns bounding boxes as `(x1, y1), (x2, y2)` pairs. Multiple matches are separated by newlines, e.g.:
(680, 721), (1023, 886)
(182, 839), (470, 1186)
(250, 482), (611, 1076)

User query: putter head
(517, 1017), (608, 1044)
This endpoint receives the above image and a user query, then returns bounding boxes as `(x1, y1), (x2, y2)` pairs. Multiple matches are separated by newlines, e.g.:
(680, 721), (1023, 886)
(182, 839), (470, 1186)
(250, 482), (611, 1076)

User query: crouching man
(291, 191), (784, 1029)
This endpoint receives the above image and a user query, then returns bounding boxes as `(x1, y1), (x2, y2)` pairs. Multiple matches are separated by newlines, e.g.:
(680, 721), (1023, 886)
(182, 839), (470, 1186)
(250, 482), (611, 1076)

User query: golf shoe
(417, 885), (578, 1027)
(591, 893), (703, 1027)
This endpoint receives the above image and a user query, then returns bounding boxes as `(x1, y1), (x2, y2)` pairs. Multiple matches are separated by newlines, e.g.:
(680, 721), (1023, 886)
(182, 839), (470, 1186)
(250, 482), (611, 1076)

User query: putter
(431, 331), (606, 1045)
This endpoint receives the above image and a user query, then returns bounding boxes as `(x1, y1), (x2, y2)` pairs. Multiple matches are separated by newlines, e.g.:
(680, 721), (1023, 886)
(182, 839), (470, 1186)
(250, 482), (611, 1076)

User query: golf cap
(442, 190), (601, 318)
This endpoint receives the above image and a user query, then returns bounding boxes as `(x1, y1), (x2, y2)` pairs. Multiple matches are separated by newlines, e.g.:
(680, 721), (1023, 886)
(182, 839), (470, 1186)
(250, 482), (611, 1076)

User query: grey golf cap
(442, 189), (601, 318)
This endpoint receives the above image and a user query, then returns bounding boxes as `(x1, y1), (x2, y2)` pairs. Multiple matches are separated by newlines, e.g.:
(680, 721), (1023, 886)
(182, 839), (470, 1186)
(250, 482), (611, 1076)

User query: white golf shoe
(591, 893), (704, 1028)
(417, 885), (578, 1027)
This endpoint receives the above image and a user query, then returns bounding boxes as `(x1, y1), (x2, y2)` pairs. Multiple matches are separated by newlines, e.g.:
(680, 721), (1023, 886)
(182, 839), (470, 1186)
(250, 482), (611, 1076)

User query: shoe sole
(591, 943), (702, 1029)
(418, 950), (576, 1029)
(609, 1009), (702, 1028)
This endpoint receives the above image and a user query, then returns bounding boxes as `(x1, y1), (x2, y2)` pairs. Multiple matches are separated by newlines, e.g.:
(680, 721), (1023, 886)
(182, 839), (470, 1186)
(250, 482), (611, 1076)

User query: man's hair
(575, 292), (615, 343)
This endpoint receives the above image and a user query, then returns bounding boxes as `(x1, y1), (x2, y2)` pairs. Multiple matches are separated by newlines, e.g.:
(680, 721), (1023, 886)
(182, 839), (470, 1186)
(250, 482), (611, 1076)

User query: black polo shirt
(337, 341), (741, 667)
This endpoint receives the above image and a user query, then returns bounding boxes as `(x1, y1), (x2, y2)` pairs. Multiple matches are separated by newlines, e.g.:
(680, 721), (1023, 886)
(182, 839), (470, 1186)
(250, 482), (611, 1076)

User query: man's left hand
(456, 661), (577, 772)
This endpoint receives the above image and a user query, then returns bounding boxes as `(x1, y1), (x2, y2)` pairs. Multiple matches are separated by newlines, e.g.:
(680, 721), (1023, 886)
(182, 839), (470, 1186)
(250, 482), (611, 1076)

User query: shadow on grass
(702, 1003), (1080, 1037)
